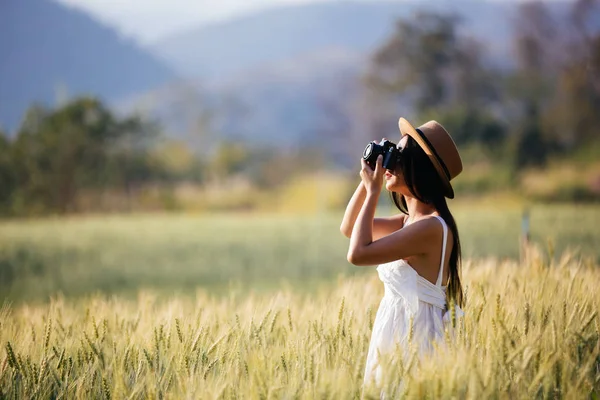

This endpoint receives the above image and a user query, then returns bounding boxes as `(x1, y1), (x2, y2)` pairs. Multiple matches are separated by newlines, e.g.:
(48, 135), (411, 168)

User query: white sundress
(363, 215), (464, 389)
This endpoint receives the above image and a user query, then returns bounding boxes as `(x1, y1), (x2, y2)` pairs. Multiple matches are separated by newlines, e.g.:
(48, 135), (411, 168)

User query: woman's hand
(360, 154), (385, 195)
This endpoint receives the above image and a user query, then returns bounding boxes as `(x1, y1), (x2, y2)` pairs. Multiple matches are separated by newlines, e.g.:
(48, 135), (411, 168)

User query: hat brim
(398, 117), (455, 199)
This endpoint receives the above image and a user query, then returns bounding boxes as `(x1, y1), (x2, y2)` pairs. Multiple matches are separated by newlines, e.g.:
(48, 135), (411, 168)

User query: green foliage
(211, 140), (250, 178)
(425, 107), (507, 148)
(511, 105), (548, 169)
(4, 98), (160, 215)
(151, 141), (205, 183)
(369, 12), (468, 112)
(0, 131), (16, 213)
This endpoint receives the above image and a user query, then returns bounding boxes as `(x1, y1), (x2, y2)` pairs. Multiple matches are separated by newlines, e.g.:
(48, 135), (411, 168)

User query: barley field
(1, 248), (599, 398)
(1, 204), (599, 398)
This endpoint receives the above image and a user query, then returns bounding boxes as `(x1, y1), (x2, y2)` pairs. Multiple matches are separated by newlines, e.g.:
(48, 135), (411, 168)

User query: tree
(14, 98), (119, 212)
(364, 11), (505, 151)
(11, 97), (159, 214)
(552, 0), (600, 148)
(512, 104), (548, 169)
(211, 140), (250, 180)
(429, 107), (506, 148)
(106, 114), (160, 208)
(0, 130), (15, 213)
(366, 12), (501, 114)
(511, 0), (600, 151)
(366, 12), (461, 113)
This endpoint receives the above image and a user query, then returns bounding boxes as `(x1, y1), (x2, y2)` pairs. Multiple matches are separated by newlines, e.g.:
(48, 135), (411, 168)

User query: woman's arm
(339, 182), (406, 240)
(340, 182), (367, 237)
(348, 198), (438, 266)
(346, 155), (436, 266)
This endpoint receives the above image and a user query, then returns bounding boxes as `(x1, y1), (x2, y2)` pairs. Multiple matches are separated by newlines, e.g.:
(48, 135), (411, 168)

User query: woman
(340, 118), (465, 389)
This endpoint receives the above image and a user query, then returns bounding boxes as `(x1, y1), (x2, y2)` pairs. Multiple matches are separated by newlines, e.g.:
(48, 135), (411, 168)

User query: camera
(363, 139), (401, 170)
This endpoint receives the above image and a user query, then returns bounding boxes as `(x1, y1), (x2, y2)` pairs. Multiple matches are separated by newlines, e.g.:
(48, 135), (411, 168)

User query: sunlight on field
(1, 204), (599, 304)
(1, 248), (599, 398)
(519, 161), (600, 201)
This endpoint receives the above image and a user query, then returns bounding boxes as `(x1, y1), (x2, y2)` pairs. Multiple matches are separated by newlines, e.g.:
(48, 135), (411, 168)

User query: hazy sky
(55, 0), (542, 45)
(55, 0), (335, 44)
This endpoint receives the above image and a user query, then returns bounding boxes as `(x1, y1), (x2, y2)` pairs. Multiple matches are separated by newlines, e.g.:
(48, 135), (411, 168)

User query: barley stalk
(1, 249), (599, 398)
(175, 318), (183, 343)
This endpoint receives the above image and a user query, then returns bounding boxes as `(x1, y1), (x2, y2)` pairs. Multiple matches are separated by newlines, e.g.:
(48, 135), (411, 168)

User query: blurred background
(1, 0), (599, 304)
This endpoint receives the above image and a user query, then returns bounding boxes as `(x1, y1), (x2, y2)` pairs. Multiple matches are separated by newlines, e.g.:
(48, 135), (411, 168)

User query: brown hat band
(415, 128), (451, 181)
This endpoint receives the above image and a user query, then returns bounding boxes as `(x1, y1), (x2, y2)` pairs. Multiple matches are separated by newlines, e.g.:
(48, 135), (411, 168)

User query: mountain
(0, 0), (178, 133)
(154, 1), (517, 82)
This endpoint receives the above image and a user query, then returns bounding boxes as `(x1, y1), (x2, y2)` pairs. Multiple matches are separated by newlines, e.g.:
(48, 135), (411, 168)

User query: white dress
(363, 215), (464, 388)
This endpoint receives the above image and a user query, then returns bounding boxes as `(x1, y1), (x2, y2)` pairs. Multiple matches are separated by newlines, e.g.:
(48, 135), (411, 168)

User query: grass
(1, 204), (599, 304)
(0, 249), (599, 398)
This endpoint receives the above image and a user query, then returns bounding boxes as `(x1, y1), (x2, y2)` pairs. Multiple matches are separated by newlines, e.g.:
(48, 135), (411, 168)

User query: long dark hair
(389, 136), (464, 308)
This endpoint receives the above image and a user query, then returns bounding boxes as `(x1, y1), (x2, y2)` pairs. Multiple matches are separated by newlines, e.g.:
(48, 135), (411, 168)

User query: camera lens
(363, 143), (374, 160)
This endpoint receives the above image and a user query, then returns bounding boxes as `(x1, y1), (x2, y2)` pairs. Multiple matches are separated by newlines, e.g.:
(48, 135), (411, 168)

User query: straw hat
(398, 117), (463, 199)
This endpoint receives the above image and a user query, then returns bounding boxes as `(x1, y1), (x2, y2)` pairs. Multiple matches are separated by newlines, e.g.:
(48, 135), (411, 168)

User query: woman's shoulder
(399, 216), (444, 243)
(403, 215), (450, 243)
(406, 214), (443, 229)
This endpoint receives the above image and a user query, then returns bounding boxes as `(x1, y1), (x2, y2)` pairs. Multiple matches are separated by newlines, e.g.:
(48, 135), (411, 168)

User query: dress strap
(434, 216), (448, 287)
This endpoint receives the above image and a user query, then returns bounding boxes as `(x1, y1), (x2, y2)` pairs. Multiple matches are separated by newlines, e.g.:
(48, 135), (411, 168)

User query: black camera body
(363, 139), (401, 170)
